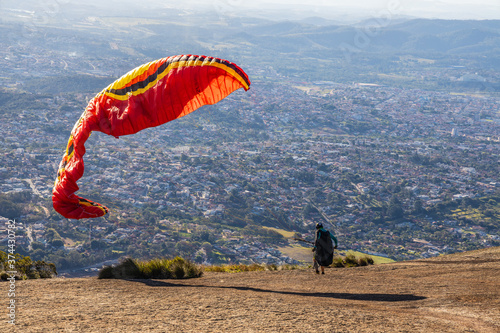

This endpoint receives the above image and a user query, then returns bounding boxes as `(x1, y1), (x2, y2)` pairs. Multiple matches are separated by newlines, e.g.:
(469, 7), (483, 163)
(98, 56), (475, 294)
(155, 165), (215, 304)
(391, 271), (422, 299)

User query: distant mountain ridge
(220, 18), (500, 56)
(1, 15), (499, 90)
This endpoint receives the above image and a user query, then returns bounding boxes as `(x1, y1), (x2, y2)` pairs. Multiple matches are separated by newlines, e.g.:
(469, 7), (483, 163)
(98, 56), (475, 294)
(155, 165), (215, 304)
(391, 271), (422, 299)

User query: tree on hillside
(387, 196), (404, 220)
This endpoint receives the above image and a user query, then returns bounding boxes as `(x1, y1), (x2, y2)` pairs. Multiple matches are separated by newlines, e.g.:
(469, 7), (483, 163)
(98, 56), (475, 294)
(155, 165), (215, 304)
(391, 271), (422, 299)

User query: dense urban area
(0, 9), (499, 272)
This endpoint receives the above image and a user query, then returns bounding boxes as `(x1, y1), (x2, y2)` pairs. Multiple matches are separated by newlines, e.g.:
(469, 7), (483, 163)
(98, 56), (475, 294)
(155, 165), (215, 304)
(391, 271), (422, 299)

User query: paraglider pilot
(312, 223), (338, 274)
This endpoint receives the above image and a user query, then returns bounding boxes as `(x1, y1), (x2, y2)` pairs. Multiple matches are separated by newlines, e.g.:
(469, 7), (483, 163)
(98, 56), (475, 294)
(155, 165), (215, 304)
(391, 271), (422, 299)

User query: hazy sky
(1, 0), (499, 21)
(214, 0), (500, 19)
(156, 0), (500, 20)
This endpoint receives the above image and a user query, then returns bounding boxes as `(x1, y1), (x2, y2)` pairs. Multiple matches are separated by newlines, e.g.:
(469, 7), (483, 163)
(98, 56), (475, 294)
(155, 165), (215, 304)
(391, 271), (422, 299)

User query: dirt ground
(2, 247), (499, 332)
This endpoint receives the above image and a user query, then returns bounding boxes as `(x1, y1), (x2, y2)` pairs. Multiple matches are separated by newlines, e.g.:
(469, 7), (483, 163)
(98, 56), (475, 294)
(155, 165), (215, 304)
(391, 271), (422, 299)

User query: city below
(0, 10), (498, 271)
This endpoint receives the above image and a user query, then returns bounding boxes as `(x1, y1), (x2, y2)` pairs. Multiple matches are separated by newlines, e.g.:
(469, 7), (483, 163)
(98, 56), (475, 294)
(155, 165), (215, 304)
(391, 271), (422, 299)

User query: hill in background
(1, 10), (499, 90)
(4, 247), (500, 332)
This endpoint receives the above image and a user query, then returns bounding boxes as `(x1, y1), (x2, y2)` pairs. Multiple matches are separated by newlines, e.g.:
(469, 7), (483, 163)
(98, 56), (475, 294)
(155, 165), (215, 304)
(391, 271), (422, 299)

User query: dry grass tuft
(98, 257), (202, 279)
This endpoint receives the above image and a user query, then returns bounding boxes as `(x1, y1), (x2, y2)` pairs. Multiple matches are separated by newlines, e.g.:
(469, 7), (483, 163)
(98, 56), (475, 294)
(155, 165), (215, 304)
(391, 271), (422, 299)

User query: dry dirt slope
(2, 247), (500, 333)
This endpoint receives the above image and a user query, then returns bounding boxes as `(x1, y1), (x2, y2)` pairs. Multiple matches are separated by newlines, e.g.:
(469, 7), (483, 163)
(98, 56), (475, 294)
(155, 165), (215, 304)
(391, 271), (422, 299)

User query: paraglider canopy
(53, 55), (251, 219)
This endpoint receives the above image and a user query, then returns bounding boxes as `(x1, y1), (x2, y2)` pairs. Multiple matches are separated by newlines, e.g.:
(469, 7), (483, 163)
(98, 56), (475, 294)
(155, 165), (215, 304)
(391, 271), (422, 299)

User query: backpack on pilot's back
(315, 229), (334, 266)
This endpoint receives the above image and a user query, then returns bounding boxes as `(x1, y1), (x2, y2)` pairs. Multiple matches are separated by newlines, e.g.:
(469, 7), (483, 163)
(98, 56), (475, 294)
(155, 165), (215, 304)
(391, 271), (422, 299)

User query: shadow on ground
(130, 279), (426, 302)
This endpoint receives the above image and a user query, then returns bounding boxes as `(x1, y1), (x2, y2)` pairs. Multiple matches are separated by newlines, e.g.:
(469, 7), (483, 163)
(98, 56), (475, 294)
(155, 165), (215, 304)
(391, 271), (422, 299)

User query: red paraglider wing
(53, 55), (250, 219)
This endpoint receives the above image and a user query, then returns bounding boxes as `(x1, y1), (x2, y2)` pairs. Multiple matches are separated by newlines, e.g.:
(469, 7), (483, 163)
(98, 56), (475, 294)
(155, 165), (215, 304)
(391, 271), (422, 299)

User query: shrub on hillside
(343, 253), (359, 267)
(328, 253), (375, 268)
(331, 256), (345, 268)
(98, 257), (202, 279)
(0, 251), (57, 280)
(358, 256), (374, 266)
